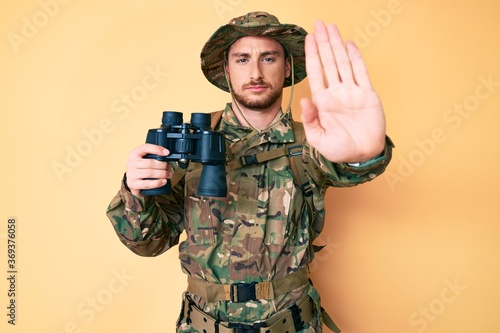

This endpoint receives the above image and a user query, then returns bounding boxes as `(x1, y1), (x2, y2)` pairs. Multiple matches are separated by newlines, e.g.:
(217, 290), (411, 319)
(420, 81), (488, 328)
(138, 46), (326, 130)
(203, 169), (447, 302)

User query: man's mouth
(245, 83), (268, 92)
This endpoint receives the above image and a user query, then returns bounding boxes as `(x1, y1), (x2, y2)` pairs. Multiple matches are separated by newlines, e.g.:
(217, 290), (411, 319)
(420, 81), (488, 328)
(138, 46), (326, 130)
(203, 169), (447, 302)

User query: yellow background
(1, 0), (499, 332)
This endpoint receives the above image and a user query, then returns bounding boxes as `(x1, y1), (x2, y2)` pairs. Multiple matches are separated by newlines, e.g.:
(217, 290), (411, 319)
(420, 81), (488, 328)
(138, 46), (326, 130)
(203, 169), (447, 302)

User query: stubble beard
(231, 80), (284, 111)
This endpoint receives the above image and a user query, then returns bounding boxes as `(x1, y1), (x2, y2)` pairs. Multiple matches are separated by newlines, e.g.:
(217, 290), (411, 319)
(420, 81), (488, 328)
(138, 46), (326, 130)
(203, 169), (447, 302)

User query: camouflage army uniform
(106, 103), (393, 332)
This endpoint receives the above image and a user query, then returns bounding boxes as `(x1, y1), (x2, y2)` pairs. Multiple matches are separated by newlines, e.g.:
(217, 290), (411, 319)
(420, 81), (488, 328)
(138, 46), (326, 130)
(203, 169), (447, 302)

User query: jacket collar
(219, 103), (296, 148)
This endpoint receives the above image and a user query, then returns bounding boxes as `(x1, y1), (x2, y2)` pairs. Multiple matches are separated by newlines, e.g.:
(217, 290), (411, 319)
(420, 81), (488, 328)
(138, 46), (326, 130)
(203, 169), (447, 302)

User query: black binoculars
(140, 111), (227, 197)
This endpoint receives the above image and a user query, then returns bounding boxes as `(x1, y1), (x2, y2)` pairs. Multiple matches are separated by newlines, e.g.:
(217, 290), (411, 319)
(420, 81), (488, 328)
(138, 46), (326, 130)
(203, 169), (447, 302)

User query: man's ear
(225, 62), (230, 80)
(285, 58), (291, 78)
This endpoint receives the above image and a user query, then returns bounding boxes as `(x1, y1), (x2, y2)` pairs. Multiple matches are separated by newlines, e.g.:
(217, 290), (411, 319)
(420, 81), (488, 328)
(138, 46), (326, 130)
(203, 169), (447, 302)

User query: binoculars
(140, 111), (227, 197)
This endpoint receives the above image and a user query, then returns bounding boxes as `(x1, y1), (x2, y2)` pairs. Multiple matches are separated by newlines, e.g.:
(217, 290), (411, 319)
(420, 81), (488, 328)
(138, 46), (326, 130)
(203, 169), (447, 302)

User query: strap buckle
(288, 144), (303, 156)
(301, 182), (313, 197)
(230, 282), (258, 302)
(238, 154), (258, 166)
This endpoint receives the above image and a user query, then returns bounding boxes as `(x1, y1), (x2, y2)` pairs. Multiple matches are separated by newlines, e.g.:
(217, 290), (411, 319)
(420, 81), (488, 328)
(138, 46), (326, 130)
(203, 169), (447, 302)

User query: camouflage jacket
(106, 103), (393, 324)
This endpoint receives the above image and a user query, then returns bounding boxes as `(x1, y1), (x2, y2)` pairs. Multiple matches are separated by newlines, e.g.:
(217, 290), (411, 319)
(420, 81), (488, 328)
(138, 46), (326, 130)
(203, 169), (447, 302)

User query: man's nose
(249, 61), (263, 80)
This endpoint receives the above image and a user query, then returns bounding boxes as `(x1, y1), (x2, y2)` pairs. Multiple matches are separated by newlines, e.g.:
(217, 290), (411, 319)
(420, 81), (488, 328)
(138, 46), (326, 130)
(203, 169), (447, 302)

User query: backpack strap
(288, 122), (312, 196)
(226, 120), (306, 181)
(170, 163), (187, 189)
(225, 121), (324, 249)
(322, 307), (342, 333)
(210, 110), (223, 130)
(227, 145), (302, 170)
(172, 115), (324, 249)
(289, 122), (326, 252)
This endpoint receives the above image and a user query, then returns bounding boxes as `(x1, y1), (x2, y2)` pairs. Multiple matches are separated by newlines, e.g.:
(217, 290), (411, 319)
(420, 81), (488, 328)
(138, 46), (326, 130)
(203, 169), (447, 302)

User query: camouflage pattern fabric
(106, 104), (394, 331)
(200, 11), (308, 92)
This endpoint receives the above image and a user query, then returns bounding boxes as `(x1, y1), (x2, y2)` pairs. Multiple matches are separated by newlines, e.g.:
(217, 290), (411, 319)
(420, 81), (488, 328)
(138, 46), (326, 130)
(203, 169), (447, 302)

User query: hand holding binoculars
(141, 111), (227, 197)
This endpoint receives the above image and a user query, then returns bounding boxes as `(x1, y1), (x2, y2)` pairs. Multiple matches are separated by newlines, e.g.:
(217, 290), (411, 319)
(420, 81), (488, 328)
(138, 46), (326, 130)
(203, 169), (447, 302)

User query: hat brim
(201, 24), (308, 92)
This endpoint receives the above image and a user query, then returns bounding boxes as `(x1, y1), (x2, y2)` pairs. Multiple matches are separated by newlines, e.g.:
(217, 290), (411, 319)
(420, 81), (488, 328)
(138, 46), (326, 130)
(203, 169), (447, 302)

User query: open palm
(300, 21), (387, 163)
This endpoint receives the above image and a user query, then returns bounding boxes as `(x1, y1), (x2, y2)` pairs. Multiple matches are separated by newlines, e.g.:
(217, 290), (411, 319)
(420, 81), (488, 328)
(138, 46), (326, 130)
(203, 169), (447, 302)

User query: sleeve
(303, 135), (395, 188)
(105, 174), (185, 257)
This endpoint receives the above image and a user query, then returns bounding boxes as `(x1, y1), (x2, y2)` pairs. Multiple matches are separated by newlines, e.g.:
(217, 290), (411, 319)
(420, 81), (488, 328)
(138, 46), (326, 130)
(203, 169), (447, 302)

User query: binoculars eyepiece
(140, 111), (227, 197)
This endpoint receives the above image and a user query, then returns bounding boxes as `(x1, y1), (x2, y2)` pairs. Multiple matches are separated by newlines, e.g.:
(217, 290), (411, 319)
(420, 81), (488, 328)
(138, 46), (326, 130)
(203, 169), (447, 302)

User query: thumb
(300, 97), (320, 130)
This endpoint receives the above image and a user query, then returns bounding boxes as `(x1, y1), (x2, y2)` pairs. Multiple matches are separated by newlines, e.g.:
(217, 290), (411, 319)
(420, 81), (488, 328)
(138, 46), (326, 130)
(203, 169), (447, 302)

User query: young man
(106, 12), (393, 332)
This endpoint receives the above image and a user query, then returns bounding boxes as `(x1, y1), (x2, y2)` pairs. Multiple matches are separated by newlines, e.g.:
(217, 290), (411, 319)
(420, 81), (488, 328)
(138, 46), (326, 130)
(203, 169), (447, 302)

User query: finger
(126, 167), (170, 194)
(127, 157), (170, 171)
(300, 97), (325, 148)
(326, 24), (354, 84)
(129, 168), (170, 181)
(346, 40), (372, 87)
(130, 143), (170, 159)
(304, 33), (327, 91)
(313, 21), (341, 86)
(127, 178), (168, 195)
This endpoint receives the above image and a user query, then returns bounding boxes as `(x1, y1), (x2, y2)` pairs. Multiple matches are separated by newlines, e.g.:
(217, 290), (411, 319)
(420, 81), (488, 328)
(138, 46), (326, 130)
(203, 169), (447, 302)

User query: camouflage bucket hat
(200, 11), (308, 92)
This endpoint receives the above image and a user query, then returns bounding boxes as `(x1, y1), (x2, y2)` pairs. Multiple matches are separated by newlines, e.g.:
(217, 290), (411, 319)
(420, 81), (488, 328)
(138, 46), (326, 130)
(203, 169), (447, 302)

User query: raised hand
(300, 21), (387, 163)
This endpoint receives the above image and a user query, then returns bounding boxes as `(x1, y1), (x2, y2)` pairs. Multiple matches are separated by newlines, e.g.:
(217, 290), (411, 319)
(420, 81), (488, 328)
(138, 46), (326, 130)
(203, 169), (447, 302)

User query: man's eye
(236, 58), (248, 63)
(263, 57), (275, 63)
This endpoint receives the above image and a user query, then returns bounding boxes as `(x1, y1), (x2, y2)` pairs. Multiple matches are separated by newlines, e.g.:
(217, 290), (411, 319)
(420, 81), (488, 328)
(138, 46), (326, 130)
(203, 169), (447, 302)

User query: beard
(231, 79), (284, 110)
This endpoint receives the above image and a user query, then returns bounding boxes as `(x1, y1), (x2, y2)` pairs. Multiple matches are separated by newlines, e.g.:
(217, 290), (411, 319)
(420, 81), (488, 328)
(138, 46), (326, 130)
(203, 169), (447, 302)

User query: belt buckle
(230, 282), (257, 302)
(228, 322), (265, 333)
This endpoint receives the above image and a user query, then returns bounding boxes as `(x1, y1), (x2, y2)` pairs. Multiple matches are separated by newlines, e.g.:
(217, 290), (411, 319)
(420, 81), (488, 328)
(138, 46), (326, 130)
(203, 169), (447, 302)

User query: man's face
(225, 36), (291, 111)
